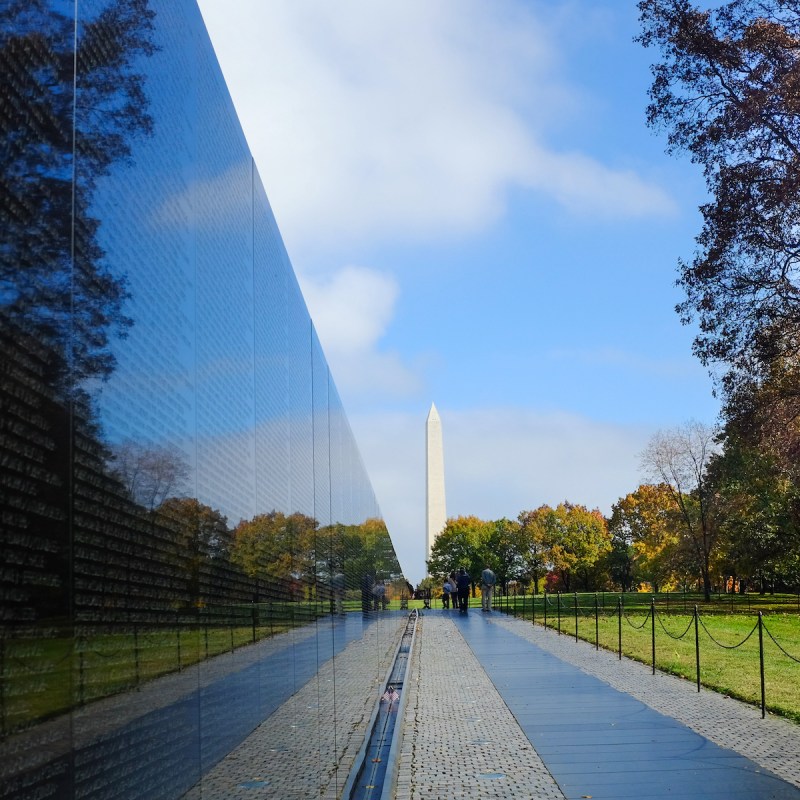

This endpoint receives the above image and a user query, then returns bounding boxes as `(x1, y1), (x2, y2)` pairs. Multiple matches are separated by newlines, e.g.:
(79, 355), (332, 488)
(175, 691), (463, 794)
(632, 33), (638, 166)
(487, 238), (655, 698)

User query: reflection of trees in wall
(1, 0), (403, 629)
(1, 1), (156, 622)
(231, 514), (400, 605)
(111, 441), (190, 512)
(1, 0), (155, 388)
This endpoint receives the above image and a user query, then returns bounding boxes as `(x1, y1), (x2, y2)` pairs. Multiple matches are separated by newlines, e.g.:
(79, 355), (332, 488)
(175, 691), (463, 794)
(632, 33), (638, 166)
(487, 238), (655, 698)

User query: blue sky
(196, 0), (720, 584)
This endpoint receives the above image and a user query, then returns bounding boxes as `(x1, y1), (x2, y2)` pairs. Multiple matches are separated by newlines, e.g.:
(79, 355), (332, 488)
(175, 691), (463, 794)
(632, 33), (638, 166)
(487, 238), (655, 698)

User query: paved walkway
(178, 608), (800, 799)
(397, 610), (800, 799)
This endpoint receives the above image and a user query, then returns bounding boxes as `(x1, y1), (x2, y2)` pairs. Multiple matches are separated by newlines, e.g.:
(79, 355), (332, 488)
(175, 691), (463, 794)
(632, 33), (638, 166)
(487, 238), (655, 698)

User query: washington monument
(426, 402), (446, 566)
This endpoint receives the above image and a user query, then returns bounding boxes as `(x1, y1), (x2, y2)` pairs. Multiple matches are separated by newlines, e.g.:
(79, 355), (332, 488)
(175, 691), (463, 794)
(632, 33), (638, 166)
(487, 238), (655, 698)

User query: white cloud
(196, 0), (676, 256)
(299, 266), (420, 399)
(300, 266), (395, 354)
(526, 148), (676, 218)
(351, 405), (655, 584)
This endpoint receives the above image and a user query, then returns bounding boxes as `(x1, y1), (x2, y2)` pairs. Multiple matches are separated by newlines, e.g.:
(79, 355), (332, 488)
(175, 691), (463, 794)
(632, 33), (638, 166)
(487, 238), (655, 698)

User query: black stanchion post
(557, 592), (562, 635)
(694, 605), (700, 693)
(230, 624), (234, 653)
(177, 626), (182, 672)
(134, 625), (140, 688)
(544, 591), (547, 629)
(595, 593), (599, 650)
(617, 598), (622, 660)
(758, 612), (766, 719)
(651, 598), (656, 675)
(252, 604), (257, 643)
(0, 635), (5, 736)
(78, 637), (85, 706)
(574, 592), (579, 642)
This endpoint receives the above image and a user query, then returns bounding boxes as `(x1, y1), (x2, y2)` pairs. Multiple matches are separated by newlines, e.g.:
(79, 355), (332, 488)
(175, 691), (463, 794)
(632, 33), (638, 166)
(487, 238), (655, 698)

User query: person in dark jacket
(456, 568), (471, 613)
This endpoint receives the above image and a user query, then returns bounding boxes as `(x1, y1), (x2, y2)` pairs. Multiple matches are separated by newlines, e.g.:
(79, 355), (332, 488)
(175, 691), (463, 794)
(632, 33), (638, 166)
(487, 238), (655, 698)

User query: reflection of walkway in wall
(0, 614), (405, 799)
(181, 615), (405, 799)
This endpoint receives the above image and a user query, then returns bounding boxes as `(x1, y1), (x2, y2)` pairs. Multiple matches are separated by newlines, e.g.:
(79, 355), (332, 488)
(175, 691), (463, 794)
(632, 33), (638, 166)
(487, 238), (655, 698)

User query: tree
(427, 516), (493, 587)
(706, 434), (800, 592)
(638, 0), (800, 406)
(518, 508), (552, 593)
(609, 484), (681, 593)
(537, 503), (611, 592)
(640, 421), (718, 599)
(481, 518), (524, 592)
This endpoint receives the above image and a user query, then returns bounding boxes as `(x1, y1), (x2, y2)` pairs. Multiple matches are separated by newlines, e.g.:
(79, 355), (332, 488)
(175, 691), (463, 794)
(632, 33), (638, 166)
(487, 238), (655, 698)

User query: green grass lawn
(502, 593), (800, 723)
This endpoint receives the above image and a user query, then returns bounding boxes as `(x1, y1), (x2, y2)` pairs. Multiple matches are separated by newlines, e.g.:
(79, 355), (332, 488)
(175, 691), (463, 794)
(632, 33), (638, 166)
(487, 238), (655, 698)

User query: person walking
(449, 572), (459, 610)
(456, 568), (471, 613)
(442, 578), (452, 609)
(481, 565), (496, 612)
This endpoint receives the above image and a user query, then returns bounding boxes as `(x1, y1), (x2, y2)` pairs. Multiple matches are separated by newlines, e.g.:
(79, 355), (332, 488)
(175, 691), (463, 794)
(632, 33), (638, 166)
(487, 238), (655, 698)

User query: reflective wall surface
(0, 2), (407, 797)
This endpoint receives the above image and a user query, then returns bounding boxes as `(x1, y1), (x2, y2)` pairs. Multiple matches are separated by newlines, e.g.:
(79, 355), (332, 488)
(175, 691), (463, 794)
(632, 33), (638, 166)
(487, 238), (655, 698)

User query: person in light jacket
(481, 565), (496, 612)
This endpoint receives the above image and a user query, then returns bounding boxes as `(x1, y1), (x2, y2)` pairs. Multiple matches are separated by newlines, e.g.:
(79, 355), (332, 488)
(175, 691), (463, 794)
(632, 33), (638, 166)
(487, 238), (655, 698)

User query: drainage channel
(343, 610), (418, 800)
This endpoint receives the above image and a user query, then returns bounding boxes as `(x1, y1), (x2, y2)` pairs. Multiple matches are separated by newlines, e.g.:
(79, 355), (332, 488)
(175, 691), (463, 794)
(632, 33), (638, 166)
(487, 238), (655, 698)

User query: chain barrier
(507, 594), (800, 720)
(623, 606), (652, 630)
(655, 612), (695, 641)
(5, 639), (73, 672)
(85, 641), (130, 659)
(762, 620), (800, 665)
(697, 616), (759, 649)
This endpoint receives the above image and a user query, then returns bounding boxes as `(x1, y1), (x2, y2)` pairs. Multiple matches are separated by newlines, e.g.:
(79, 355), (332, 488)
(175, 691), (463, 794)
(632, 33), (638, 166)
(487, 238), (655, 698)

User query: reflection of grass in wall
(509, 599), (800, 724)
(3, 601), (418, 733)
(1, 623), (294, 734)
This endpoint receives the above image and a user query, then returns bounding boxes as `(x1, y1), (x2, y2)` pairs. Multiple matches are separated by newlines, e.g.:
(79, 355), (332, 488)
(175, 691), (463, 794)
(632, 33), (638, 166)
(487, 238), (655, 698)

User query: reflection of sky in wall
(90, 0), (375, 528)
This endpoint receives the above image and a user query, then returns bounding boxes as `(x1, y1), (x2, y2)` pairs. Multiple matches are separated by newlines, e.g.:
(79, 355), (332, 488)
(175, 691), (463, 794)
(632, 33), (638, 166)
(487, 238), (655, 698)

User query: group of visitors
(441, 565), (496, 613)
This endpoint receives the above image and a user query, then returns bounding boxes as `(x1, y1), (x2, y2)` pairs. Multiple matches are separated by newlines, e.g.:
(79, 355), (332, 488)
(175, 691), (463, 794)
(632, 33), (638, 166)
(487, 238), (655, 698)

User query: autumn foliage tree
(517, 508), (551, 593)
(538, 503), (611, 592)
(641, 422), (719, 599)
(609, 484), (681, 592)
